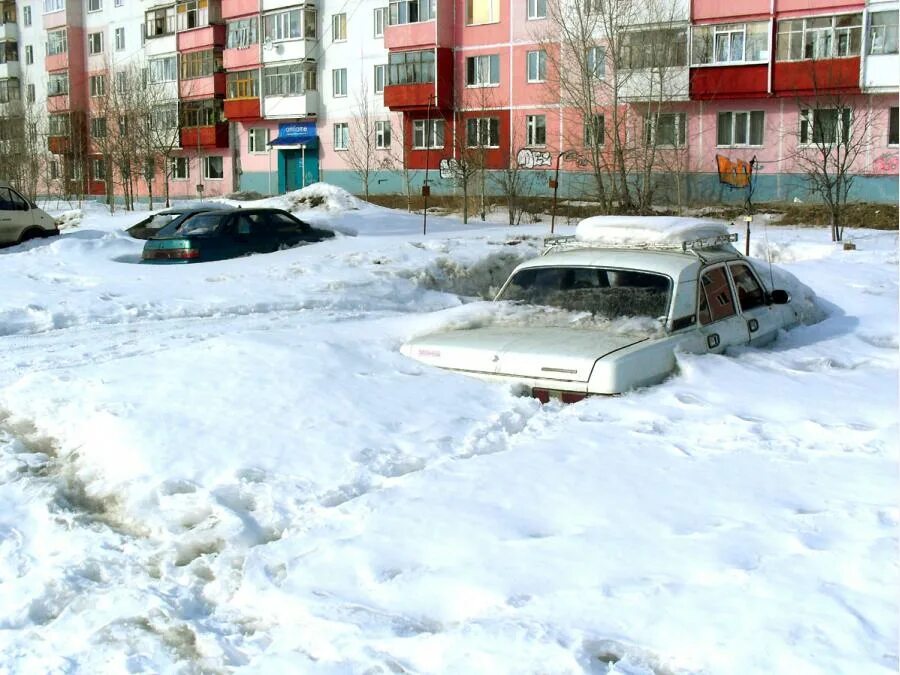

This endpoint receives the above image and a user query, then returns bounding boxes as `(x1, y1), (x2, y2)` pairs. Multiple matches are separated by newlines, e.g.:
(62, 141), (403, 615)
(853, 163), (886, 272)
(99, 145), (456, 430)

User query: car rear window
(497, 266), (671, 319)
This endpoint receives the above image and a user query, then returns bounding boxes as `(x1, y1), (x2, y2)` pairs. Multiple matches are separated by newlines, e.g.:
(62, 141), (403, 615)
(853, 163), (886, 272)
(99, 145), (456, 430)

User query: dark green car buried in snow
(141, 207), (335, 263)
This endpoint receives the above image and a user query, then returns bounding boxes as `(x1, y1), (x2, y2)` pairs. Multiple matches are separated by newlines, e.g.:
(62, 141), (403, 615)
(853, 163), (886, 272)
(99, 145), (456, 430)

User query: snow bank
(281, 183), (363, 213)
(576, 216), (731, 246)
(54, 210), (83, 230)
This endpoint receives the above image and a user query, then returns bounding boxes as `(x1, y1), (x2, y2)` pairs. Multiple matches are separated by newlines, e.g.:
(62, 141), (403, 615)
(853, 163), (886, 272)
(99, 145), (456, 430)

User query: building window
(527, 0), (546, 20)
(623, 28), (687, 68)
(374, 7), (386, 36)
(25, 46), (33, 65)
(586, 46), (605, 78)
(88, 32), (103, 55)
(868, 11), (899, 55)
(247, 128), (268, 153)
(91, 157), (105, 181)
(49, 160), (60, 179)
(47, 29), (67, 56)
(332, 13), (347, 41)
(115, 0), (123, 6)
(203, 156), (224, 180)
(466, 54), (500, 86)
(375, 120), (391, 149)
(23, 6), (32, 25)
(332, 68), (347, 97)
(799, 108), (851, 145)
(48, 114), (69, 136)
(115, 71), (127, 93)
(48, 72), (68, 95)
(43, 0), (65, 12)
(145, 6), (177, 38)
(692, 22), (769, 65)
(180, 49), (223, 80)
(89, 74), (106, 97)
(149, 56), (177, 82)
(466, 0), (499, 25)
(412, 119), (444, 148)
(645, 112), (686, 147)
(889, 107), (899, 146)
(717, 111), (764, 147)
(334, 122), (349, 150)
(389, 0), (435, 26)
(170, 157), (189, 180)
(263, 65), (316, 96)
(181, 99), (224, 127)
(264, 8), (316, 41)
(466, 117), (500, 148)
(227, 69), (260, 98)
(90, 116), (107, 138)
(776, 14), (863, 61)
(584, 114), (605, 147)
(388, 49), (435, 84)
(526, 50), (546, 82)
(374, 64), (386, 93)
(26, 84), (35, 103)
(152, 104), (179, 131)
(88, 0), (102, 12)
(526, 114), (546, 146)
(176, 0), (209, 32)
(227, 17), (258, 48)
(115, 27), (125, 51)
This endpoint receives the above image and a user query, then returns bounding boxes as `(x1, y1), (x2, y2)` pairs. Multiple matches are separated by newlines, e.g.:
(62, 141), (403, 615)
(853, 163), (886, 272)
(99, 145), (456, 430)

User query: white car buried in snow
(402, 217), (807, 402)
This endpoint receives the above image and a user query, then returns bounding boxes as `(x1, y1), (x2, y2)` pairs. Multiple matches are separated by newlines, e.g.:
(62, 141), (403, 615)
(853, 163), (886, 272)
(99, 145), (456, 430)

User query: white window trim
(332, 68), (347, 97)
(465, 0), (500, 26)
(526, 50), (546, 83)
(647, 112), (687, 148)
(374, 64), (386, 94)
(525, 114), (546, 147)
(466, 54), (501, 88)
(412, 119), (444, 149)
(248, 128), (269, 154)
(374, 7), (386, 37)
(170, 157), (190, 180)
(203, 156), (225, 180)
(88, 32), (104, 54)
(526, 0), (546, 21)
(332, 13), (347, 42)
(375, 120), (391, 149)
(716, 110), (765, 148)
(87, 0), (102, 13)
(799, 107), (852, 147)
(333, 122), (349, 151)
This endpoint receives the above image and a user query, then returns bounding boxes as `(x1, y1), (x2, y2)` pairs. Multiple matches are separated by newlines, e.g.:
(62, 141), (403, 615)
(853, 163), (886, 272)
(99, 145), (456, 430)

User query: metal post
(549, 151), (564, 234)
(422, 95), (434, 236)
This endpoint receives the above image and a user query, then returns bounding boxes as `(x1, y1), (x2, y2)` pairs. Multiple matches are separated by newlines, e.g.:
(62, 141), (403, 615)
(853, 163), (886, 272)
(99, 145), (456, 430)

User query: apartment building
(0, 0), (897, 202)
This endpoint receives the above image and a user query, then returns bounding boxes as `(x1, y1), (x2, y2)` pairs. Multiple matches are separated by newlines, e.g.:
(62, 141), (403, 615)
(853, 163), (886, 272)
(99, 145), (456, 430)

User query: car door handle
(748, 318), (759, 333)
(707, 333), (720, 349)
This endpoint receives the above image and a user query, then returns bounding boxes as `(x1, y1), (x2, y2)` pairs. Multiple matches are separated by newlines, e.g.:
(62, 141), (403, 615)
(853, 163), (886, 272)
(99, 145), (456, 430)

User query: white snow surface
(576, 216), (730, 246)
(0, 200), (897, 675)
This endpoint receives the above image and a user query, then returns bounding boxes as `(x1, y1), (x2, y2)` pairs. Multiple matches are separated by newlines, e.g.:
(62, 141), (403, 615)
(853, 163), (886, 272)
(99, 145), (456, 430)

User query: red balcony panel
(224, 97), (260, 120)
(177, 25), (226, 51)
(45, 53), (68, 71)
(222, 0), (259, 20)
(87, 180), (106, 196)
(180, 123), (229, 149)
(692, 0), (770, 22)
(224, 45), (260, 70)
(772, 57), (861, 96)
(384, 21), (436, 50)
(47, 136), (69, 154)
(180, 73), (227, 99)
(690, 64), (769, 99)
(47, 95), (70, 113)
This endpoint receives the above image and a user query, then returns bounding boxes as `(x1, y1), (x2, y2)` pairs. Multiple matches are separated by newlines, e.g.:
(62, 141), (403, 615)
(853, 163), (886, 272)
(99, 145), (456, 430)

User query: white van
(0, 182), (59, 246)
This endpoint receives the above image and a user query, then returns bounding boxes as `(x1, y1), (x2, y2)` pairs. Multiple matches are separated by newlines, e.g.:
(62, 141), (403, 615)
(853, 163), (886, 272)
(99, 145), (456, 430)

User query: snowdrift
(576, 216), (731, 246)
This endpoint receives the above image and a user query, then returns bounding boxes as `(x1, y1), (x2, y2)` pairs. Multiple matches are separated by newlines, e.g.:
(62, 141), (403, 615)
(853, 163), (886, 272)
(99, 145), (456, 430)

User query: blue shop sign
(270, 121), (317, 146)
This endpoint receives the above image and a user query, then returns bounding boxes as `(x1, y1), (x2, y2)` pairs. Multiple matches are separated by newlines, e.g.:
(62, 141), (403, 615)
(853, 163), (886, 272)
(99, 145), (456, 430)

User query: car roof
(514, 247), (742, 282)
(159, 203), (232, 215)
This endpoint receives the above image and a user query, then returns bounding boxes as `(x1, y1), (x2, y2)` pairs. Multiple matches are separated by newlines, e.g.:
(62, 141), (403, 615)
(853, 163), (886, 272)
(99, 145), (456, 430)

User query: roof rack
(541, 232), (739, 256)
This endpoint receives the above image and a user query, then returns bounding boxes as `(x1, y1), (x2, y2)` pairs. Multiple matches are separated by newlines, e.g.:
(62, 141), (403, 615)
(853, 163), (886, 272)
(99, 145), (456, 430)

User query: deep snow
(0, 190), (897, 674)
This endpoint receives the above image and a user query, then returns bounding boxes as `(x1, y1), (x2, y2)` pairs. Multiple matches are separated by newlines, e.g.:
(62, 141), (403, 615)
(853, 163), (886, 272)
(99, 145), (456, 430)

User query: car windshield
(176, 212), (226, 236)
(496, 266), (671, 320)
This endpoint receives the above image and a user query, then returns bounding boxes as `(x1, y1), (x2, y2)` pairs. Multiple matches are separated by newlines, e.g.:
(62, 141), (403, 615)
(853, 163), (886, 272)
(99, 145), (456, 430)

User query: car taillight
(172, 248), (200, 259)
(531, 388), (588, 404)
(143, 248), (200, 260)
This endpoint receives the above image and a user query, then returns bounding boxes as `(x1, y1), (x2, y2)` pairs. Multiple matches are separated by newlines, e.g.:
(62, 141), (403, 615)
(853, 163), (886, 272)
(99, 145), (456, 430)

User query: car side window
(236, 214), (255, 235)
(698, 266), (737, 325)
(729, 263), (766, 312)
(268, 212), (308, 233)
(0, 187), (16, 211)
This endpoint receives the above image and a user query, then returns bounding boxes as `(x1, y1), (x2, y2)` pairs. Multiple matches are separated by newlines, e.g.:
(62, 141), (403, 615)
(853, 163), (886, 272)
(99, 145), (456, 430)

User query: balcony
(47, 94), (70, 113)
(384, 19), (436, 51)
(261, 37), (316, 65)
(690, 64), (769, 99)
(46, 52), (69, 71)
(224, 97), (260, 120)
(180, 73), (227, 99)
(619, 67), (690, 102)
(262, 91), (317, 119)
(180, 123), (229, 149)
(224, 43), (260, 70)
(383, 47), (452, 110)
(0, 22), (17, 41)
(48, 135), (70, 154)
(772, 57), (861, 96)
(0, 61), (18, 79)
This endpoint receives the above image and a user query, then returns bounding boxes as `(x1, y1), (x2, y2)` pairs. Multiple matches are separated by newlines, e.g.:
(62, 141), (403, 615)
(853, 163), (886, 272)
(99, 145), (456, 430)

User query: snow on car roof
(575, 216), (731, 247)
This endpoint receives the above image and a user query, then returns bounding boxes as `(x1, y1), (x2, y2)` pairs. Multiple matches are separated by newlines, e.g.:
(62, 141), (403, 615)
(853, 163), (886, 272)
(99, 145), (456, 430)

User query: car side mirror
(769, 289), (790, 305)
(30, 201), (38, 209)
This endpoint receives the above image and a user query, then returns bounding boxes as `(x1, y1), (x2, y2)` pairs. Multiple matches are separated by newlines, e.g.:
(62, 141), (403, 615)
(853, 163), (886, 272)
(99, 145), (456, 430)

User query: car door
(0, 187), (28, 242)
(728, 261), (783, 347)
(694, 264), (751, 353)
(266, 211), (311, 248)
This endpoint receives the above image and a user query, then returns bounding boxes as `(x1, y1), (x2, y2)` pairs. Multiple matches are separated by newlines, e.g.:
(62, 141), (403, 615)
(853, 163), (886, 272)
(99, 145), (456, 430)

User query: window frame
(88, 31), (104, 55)
(332, 13), (347, 42)
(202, 156), (224, 180)
(583, 113), (605, 147)
(645, 112), (687, 148)
(87, 0), (102, 13)
(697, 264), (738, 326)
(374, 7), (386, 37)
(333, 122), (349, 150)
(89, 74), (106, 97)
(716, 110), (765, 148)
(374, 64), (387, 94)
(412, 119), (444, 149)
(776, 13), (863, 62)
(526, 49), (547, 83)
(799, 107), (852, 146)
(465, 0), (500, 26)
(466, 53), (500, 87)
(248, 127), (268, 153)
(332, 67), (347, 97)
(888, 106), (899, 147)
(466, 116), (500, 148)
(527, 0), (546, 21)
(867, 10), (899, 56)
(375, 120), (391, 149)
(170, 156), (189, 180)
(114, 27), (125, 51)
(525, 114), (546, 147)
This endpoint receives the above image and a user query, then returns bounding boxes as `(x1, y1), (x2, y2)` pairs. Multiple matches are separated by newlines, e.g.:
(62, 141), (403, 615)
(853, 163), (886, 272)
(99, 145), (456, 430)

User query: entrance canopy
(269, 121), (317, 148)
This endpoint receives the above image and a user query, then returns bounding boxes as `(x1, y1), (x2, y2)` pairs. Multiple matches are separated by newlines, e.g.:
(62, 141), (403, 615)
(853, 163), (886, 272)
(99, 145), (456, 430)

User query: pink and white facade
(0, 0), (897, 201)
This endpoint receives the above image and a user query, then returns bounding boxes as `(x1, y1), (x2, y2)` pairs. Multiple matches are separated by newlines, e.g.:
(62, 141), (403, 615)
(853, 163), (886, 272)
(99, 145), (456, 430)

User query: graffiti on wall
(871, 152), (899, 174)
(516, 148), (552, 169)
(439, 158), (463, 179)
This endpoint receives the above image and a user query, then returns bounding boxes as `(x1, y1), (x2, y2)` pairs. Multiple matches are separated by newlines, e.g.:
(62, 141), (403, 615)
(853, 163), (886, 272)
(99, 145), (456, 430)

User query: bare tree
(345, 80), (379, 201)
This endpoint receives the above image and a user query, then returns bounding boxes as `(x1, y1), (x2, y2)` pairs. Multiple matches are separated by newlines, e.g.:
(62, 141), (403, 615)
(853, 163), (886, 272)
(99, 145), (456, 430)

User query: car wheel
(17, 228), (44, 244)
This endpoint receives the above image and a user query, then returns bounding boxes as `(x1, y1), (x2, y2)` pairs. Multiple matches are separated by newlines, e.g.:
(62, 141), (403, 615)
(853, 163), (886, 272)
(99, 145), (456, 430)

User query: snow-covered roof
(575, 216), (731, 247)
